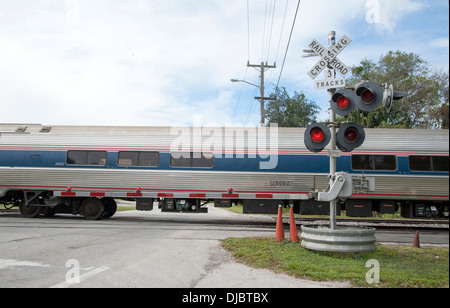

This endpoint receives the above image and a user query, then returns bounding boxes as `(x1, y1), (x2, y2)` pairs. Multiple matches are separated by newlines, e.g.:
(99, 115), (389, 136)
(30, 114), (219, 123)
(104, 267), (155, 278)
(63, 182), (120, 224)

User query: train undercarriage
(1, 190), (449, 220)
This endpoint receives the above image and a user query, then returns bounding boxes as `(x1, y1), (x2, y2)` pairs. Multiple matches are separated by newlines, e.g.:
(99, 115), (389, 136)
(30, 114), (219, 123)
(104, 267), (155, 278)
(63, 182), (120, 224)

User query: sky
(0, 0), (448, 127)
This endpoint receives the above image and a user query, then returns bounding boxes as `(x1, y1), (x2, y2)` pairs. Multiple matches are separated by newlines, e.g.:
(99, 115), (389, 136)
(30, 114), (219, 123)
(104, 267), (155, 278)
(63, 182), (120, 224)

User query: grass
(221, 237), (449, 288)
(0, 204), (15, 210)
(116, 205), (136, 212)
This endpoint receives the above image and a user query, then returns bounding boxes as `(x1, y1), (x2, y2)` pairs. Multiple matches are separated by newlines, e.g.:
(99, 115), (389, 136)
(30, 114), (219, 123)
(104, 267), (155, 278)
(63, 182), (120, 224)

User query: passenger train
(0, 123), (448, 220)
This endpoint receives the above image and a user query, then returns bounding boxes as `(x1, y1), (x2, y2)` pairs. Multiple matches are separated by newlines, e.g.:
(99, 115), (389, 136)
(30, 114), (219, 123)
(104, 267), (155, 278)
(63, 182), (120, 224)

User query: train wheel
(82, 198), (104, 220)
(19, 201), (41, 218)
(101, 198), (117, 219)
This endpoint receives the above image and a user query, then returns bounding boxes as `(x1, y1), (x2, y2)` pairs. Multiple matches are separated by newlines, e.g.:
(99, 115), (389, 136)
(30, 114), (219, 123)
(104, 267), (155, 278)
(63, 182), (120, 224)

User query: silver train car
(0, 124), (448, 220)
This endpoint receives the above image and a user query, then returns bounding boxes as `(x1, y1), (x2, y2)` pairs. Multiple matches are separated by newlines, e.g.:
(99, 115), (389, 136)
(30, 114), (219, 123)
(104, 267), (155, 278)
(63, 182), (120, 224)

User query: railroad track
(296, 217), (449, 230)
(2, 208), (448, 230)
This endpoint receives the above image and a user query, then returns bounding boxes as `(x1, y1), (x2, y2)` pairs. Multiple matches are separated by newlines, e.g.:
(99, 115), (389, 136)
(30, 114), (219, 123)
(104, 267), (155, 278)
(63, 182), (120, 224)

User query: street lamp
(230, 79), (260, 88)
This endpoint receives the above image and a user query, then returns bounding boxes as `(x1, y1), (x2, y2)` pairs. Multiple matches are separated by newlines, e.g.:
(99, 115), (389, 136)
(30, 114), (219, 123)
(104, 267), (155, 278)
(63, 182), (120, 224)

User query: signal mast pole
(327, 31), (338, 230)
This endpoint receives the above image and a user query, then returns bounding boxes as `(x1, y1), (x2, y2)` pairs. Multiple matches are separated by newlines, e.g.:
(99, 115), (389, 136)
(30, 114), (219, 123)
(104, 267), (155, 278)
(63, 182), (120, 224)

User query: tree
(265, 87), (320, 127)
(429, 70), (449, 129)
(342, 50), (449, 129)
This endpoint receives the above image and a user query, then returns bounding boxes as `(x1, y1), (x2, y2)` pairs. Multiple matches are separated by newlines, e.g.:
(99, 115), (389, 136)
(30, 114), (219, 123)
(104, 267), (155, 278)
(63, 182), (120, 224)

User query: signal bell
(304, 123), (331, 153)
(355, 82), (384, 112)
(336, 122), (365, 152)
(331, 89), (358, 116)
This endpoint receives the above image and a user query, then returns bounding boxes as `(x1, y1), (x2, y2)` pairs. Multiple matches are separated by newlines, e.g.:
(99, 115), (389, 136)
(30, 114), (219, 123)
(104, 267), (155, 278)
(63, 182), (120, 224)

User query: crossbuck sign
(307, 34), (352, 81)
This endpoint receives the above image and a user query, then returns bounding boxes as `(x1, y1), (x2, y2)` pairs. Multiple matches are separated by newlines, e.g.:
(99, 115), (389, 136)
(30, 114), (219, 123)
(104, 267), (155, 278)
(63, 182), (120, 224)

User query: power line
(260, 0), (269, 62)
(265, 0), (277, 63)
(238, 0), (290, 125)
(275, 0), (289, 62)
(247, 0), (250, 61)
(276, 0), (301, 89)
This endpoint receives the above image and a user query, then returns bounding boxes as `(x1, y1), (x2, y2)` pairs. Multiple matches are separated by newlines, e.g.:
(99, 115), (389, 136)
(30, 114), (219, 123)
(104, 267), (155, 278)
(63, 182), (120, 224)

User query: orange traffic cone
(275, 205), (285, 243)
(289, 206), (299, 243)
(413, 231), (420, 248)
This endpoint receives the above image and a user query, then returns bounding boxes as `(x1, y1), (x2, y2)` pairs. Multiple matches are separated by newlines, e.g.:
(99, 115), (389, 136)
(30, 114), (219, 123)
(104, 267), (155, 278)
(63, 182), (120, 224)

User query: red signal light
(355, 82), (384, 111)
(361, 89), (376, 104)
(336, 122), (365, 152)
(305, 123), (331, 153)
(336, 96), (351, 109)
(344, 127), (358, 143)
(331, 89), (357, 116)
(311, 128), (325, 143)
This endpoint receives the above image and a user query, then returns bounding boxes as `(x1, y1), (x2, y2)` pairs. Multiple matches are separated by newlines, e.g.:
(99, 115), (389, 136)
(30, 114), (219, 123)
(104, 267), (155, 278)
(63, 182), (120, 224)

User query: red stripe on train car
(158, 193), (174, 198)
(189, 193), (206, 198)
(61, 192), (76, 197)
(127, 193), (143, 197)
(90, 192), (105, 197)
(256, 194), (273, 199)
(223, 194), (240, 198)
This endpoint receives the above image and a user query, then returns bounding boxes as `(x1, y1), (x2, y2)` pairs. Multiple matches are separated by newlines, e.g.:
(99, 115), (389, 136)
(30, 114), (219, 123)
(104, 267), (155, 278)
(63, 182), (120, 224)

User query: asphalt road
(0, 205), (448, 288)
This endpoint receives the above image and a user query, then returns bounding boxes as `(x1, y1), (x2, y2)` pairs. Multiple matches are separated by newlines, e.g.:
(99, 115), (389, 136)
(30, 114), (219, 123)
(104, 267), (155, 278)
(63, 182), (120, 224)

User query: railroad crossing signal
(331, 88), (358, 116)
(336, 122), (366, 152)
(305, 80), (407, 153)
(304, 123), (332, 153)
(331, 82), (408, 116)
(304, 122), (366, 153)
(354, 82), (384, 112)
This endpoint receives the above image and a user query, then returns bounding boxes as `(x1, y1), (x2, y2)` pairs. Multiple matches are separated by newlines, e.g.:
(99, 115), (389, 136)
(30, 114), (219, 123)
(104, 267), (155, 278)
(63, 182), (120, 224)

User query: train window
(351, 155), (372, 170)
(433, 156), (449, 172)
(192, 152), (214, 168)
(87, 151), (107, 165)
(67, 151), (107, 166)
(170, 152), (214, 168)
(170, 152), (191, 167)
(351, 155), (397, 171)
(409, 156), (431, 171)
(373, 155), (397, 170)
(409, 155), (449, 172)
(117, 151), (159, 167)
(118, 151), (138, 166)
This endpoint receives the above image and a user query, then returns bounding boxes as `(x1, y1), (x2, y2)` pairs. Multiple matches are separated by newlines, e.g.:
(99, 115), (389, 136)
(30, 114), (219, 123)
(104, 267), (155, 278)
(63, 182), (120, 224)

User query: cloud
(365, 0), (427, 33)
(0, 1), (247, 126)
(431, 37), (450, 49)
(0, 0), (447, 127)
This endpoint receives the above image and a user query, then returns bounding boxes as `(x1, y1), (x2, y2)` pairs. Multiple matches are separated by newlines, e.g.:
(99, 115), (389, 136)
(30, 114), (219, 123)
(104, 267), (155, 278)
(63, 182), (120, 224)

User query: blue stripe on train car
(0, 150), (447, 176)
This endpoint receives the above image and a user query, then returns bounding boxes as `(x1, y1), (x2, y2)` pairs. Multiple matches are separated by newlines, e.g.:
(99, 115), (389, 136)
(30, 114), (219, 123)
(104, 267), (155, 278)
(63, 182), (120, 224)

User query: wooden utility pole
(247, 62), (276, 127)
